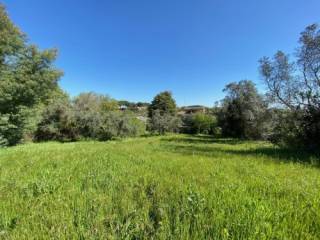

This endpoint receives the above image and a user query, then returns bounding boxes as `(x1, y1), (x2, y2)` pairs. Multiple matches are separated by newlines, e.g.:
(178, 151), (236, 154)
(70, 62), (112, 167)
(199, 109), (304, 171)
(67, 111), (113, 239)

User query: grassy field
(0, 135), (320, 239)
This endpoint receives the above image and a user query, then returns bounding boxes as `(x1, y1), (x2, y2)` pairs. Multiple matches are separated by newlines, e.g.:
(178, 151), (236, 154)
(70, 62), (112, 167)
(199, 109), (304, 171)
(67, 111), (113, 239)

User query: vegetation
(182, 113), (218, 135)
(0, 5), (62, 146)
(34, 93), (146, 142)
(0, 135), (319, 239)
(259, 24), (320, 149)
(147, 91), (180, 134)
(1, 2), (319, 151)
(218, 80), (269, 140)
(148, 110), (181, 134)
(1, 3), (320, 239)
(148, 91), (177, 118)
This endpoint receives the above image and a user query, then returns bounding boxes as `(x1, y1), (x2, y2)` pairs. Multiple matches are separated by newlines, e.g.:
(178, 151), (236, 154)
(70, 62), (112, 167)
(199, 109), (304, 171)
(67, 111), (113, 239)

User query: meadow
(0, 135), (320, 239)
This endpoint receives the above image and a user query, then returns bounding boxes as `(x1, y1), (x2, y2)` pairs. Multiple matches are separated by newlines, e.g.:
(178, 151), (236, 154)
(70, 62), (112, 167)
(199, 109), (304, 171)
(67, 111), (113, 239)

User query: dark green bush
(98, 112), (146, 140)
(147, 110), (181, 135)
(218, 80), (269, 140)
(35, 99), (79, 142)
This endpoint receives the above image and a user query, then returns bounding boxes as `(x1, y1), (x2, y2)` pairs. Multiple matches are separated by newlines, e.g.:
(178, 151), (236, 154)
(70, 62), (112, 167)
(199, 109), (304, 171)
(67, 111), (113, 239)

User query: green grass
(0, 135), (320, 239)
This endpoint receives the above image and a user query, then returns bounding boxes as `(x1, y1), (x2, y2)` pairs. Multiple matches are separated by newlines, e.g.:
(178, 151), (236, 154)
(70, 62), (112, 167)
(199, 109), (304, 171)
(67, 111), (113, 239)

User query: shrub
(147, 110), (181, 135)
(0, 110), (29, 146)
(181, 113), (218, 135)
(218, 80), (268, 139)
(269, 108), (320, 150)
(97, 112), (146, 140)
(191, 113), (217, 134)
(73, 93), (104, 139)
(35, 98), (79, 142)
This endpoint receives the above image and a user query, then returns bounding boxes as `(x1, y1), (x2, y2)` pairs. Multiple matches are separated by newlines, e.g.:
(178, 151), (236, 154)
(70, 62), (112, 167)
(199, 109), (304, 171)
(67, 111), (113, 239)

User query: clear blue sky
(3, 0), (320, 106)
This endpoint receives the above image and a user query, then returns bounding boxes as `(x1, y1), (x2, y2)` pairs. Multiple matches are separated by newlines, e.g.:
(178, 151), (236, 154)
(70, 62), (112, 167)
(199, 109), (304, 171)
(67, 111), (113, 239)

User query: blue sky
(3, 0), (320, 106)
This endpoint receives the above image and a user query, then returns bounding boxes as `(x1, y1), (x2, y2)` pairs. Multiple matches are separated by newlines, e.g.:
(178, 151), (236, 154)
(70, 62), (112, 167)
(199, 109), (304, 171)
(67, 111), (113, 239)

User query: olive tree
(218, 80), (269, 139)
(259, 24), (320, 148)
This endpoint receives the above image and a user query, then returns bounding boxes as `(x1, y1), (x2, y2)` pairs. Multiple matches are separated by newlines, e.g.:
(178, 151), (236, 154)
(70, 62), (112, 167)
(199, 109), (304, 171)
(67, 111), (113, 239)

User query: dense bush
(269, 108), (320, 150)
(148, 110), (181, 134)
(34, 92), (146, 142)
(147, 92), (181, 134)
(192, 113), (217, 134)
(218, 80), (269, 140)
(181, 113), (218, 135)
(73, 92), (110, 139)
(0, 114), (14, 147)
(35, 98), (79, 142)
(98, 112), (146, 140)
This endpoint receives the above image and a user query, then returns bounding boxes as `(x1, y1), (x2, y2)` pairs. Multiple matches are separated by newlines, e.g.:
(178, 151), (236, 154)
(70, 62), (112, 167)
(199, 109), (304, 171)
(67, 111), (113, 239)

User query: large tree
(148, 91), (177, 117)
(219, 80), (268, 139)
(72, 92), (118, 138)
(259, 24), (320, 148)
(147, 91), (180, 134)
(0, 5), (62, 145)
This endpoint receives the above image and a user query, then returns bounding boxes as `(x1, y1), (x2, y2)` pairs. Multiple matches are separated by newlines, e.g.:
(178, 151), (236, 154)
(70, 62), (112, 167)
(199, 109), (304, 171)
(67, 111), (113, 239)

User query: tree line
(0, 5), (319, 150)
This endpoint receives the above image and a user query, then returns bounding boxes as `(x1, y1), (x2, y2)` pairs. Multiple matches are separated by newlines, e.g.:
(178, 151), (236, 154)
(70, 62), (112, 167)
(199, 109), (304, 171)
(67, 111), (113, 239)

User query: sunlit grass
(0, 135), (319, 239)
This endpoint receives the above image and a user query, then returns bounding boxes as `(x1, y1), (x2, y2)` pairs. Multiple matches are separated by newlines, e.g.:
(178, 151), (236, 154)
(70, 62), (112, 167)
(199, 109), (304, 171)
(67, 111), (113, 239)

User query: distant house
(179, 105), (206, 115)
(119, 105), (128, 111)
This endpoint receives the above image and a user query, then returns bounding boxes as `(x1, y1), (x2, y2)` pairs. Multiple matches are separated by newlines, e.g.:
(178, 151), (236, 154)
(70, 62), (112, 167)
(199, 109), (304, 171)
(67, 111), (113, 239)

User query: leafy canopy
(148, 91), (177, 118)
(0, 4), (63, 145)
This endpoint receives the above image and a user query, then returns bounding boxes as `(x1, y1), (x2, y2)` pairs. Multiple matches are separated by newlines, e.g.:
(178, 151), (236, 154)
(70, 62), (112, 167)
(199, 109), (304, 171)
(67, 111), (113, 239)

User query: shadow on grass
(162, 135), (243, 145)
(222, 147), (319, 165)
(161, 135), (320, 166)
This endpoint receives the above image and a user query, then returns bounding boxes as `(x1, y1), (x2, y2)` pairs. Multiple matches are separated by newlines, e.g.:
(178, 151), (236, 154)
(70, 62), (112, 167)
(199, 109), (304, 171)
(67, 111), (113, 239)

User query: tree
(0, 5), (62, 145)
(148, 110), (181, 135)
(191, 113), (217, 134)
(218, 80), (268, 139)
(35, 96), (79, 142)
(147, 91), (179, 134)
(97, 111), (146, 140)
(259, 24), (320, 149)
(100, 96), (119, 112)
(72, 92), (105, 138)
(148, 91), (177, 118)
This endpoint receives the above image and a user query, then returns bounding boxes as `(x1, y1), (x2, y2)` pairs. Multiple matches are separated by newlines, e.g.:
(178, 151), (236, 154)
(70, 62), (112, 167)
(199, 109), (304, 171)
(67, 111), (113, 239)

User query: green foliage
(35, 97), (79, 142)
(148, 110), (181, 134)
(34, 92), (146, 142)
(0, 108), (31, 146)
(100, 96), (119, 112)
(190, 113), (217, 134)
(148, 91), (177, 118)
(181, 113), (218, 135)
(0, 114), (12, 147)
(218, 80), (269, 139)
(0, 5), (62, 145)
(0, 135), (319, 239)
(259, 24), (320, 149)
(147, 92), (179, 134)
(98, 111), (146, 140)
(73, 92), (108, 138)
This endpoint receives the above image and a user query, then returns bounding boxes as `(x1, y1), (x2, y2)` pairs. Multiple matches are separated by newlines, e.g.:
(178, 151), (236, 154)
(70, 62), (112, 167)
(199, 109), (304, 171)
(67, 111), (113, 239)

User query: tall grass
(0, 135), (319, 239)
